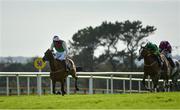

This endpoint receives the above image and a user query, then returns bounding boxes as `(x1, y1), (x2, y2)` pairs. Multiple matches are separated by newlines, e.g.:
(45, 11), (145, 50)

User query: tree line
(69, 20), (156, 72)
(0, 20), (156, 72)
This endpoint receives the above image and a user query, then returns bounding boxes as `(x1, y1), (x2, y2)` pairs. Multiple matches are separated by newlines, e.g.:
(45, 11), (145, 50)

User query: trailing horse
(43, 49), (79, 96)
(138, 46), (171, 91)
(161, 50), (180, 91)
(169, 59), (180, 90)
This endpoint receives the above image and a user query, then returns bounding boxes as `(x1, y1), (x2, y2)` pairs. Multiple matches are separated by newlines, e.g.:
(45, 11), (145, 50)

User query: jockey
(50, 35), (70, 72)
(159, 41), (175, 68)
(145, 42), (163, 67)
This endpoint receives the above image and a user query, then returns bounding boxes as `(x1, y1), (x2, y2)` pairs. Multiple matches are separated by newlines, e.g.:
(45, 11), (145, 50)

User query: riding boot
(63, 60), (70, 72)
(62, 60), (68, 72)
(167, 58), (175, 68)
(66, 63), (70, 72)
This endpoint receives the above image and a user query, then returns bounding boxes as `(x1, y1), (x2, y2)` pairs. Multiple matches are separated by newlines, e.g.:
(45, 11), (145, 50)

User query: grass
(0, 92), (180, 109)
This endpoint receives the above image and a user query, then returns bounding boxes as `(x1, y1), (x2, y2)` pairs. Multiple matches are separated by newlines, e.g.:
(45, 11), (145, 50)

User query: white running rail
(0, 72), (179, 96)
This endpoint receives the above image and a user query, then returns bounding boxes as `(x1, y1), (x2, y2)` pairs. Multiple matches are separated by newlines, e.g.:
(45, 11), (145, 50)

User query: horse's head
(138, 46), (150, 61)
(42, 49), (54, 61)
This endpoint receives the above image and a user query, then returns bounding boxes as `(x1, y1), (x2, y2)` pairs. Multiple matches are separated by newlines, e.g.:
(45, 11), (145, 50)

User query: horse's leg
(142, 73), (149, 90)
(74, 76), (79, 91)
(71, 71), (79, 91)
(163, 71), (170, 91)
(61, 81), (66, 96)
(152, 74), (160, 92)
(52, 80), (56, 94)
(172, 77), (178, 91)
(171, 71), (179, 91)
(165, 78), (170, 92)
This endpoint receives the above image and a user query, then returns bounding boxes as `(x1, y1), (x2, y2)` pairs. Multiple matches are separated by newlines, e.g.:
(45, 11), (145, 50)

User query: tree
(119, 20), (156, 71)
(96, 21), (124, 71)
(69, 27), (101, 71)
(69, 20), (156, 72)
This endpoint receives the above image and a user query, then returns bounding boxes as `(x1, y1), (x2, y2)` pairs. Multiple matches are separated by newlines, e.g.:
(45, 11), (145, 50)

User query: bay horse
(138, 46), (171, 91)
(42, 49), (79, 96)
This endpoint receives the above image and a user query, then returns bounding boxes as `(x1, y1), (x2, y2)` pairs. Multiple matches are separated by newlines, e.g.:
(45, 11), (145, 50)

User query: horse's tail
(67, 58), (83, 72)
(67, 58), (76, 70)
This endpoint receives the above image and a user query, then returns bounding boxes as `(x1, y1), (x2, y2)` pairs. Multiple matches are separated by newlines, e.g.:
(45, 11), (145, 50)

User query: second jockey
(159, 40), (175, 68)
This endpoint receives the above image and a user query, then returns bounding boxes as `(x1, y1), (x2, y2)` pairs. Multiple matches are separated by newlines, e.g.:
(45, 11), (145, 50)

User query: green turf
(0, 92), (179, 109)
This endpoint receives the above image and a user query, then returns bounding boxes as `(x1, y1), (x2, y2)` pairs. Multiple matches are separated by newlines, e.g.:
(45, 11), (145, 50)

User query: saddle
(55, 58), (74, 71)
(66, 58), (74, 70)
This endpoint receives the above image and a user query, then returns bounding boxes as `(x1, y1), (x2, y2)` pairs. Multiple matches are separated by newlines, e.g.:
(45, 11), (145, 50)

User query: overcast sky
(0, 0), (180, 57)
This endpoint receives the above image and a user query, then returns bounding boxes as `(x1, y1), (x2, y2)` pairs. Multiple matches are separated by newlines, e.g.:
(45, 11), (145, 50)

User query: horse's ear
(47, 49), (51, 52)
(141, 45), (143, 48)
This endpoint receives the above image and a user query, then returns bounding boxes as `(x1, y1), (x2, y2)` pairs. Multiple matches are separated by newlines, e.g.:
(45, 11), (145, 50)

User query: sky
(0, 0), (180, 57)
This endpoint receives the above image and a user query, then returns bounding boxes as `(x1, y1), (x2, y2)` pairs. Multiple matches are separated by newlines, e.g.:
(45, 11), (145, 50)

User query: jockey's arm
(50, 43), (54, 51)
(62, 41), (68, 55)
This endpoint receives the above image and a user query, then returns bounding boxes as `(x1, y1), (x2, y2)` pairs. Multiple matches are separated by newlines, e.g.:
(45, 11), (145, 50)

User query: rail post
(6, 77), (9, 96)
(16, 74), (20, 96)
(123, 80), (126, 93)
(106, 79), (109, 94)
(89, 75), (93, 94)
(129, 75), (132, 93)
(138, 80), (141, 93)
(111, 75), (113, 94)
(37, 72), (42, 96)
(27, 77), (30, 95)
(50, 79), (53, 94)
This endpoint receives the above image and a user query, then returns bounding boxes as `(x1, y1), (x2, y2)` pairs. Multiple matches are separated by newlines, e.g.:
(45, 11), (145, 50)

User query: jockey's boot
(62, 60), (70, 72)
(66, 63), (70, 72)
(167, 58), (175, 68)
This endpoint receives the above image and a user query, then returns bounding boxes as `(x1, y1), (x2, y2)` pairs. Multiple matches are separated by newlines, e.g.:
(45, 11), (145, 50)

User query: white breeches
(162, 50), (172, 58)
(55, 52), (67, 61)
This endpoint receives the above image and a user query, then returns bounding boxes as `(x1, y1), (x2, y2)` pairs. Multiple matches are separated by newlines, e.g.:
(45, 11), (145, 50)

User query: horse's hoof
(61, 91), (66, 96)
(76, 88), (79, 91)
(56, 91), (61, 95)
(53, 91), (56, 94)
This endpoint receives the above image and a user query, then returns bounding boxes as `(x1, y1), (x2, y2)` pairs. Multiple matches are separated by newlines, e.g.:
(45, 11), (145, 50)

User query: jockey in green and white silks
(145, 42), (163, 67)
(50, 35), (68, 61)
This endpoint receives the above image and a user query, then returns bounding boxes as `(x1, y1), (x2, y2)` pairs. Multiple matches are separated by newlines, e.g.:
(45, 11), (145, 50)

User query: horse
(160, 50), (180, 91)
(166, 58), (180, 90)
(138, 46), (171, 91)
(42, 49), (79, 96)
(170, 60), (180, 90)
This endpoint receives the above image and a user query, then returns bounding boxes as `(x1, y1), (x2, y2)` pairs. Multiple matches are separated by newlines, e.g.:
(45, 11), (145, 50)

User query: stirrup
(159, 62), (163, 68)
(160, 62), (163, 67)
(66, 67), (70, 72)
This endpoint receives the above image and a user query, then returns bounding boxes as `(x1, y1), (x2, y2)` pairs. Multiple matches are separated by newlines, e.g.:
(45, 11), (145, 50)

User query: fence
(0, 72), (179, 96)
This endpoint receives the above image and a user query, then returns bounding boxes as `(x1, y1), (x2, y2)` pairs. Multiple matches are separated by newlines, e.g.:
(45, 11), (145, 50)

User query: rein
(144, 61), (157, 67)
(144, 51), (158, 67)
